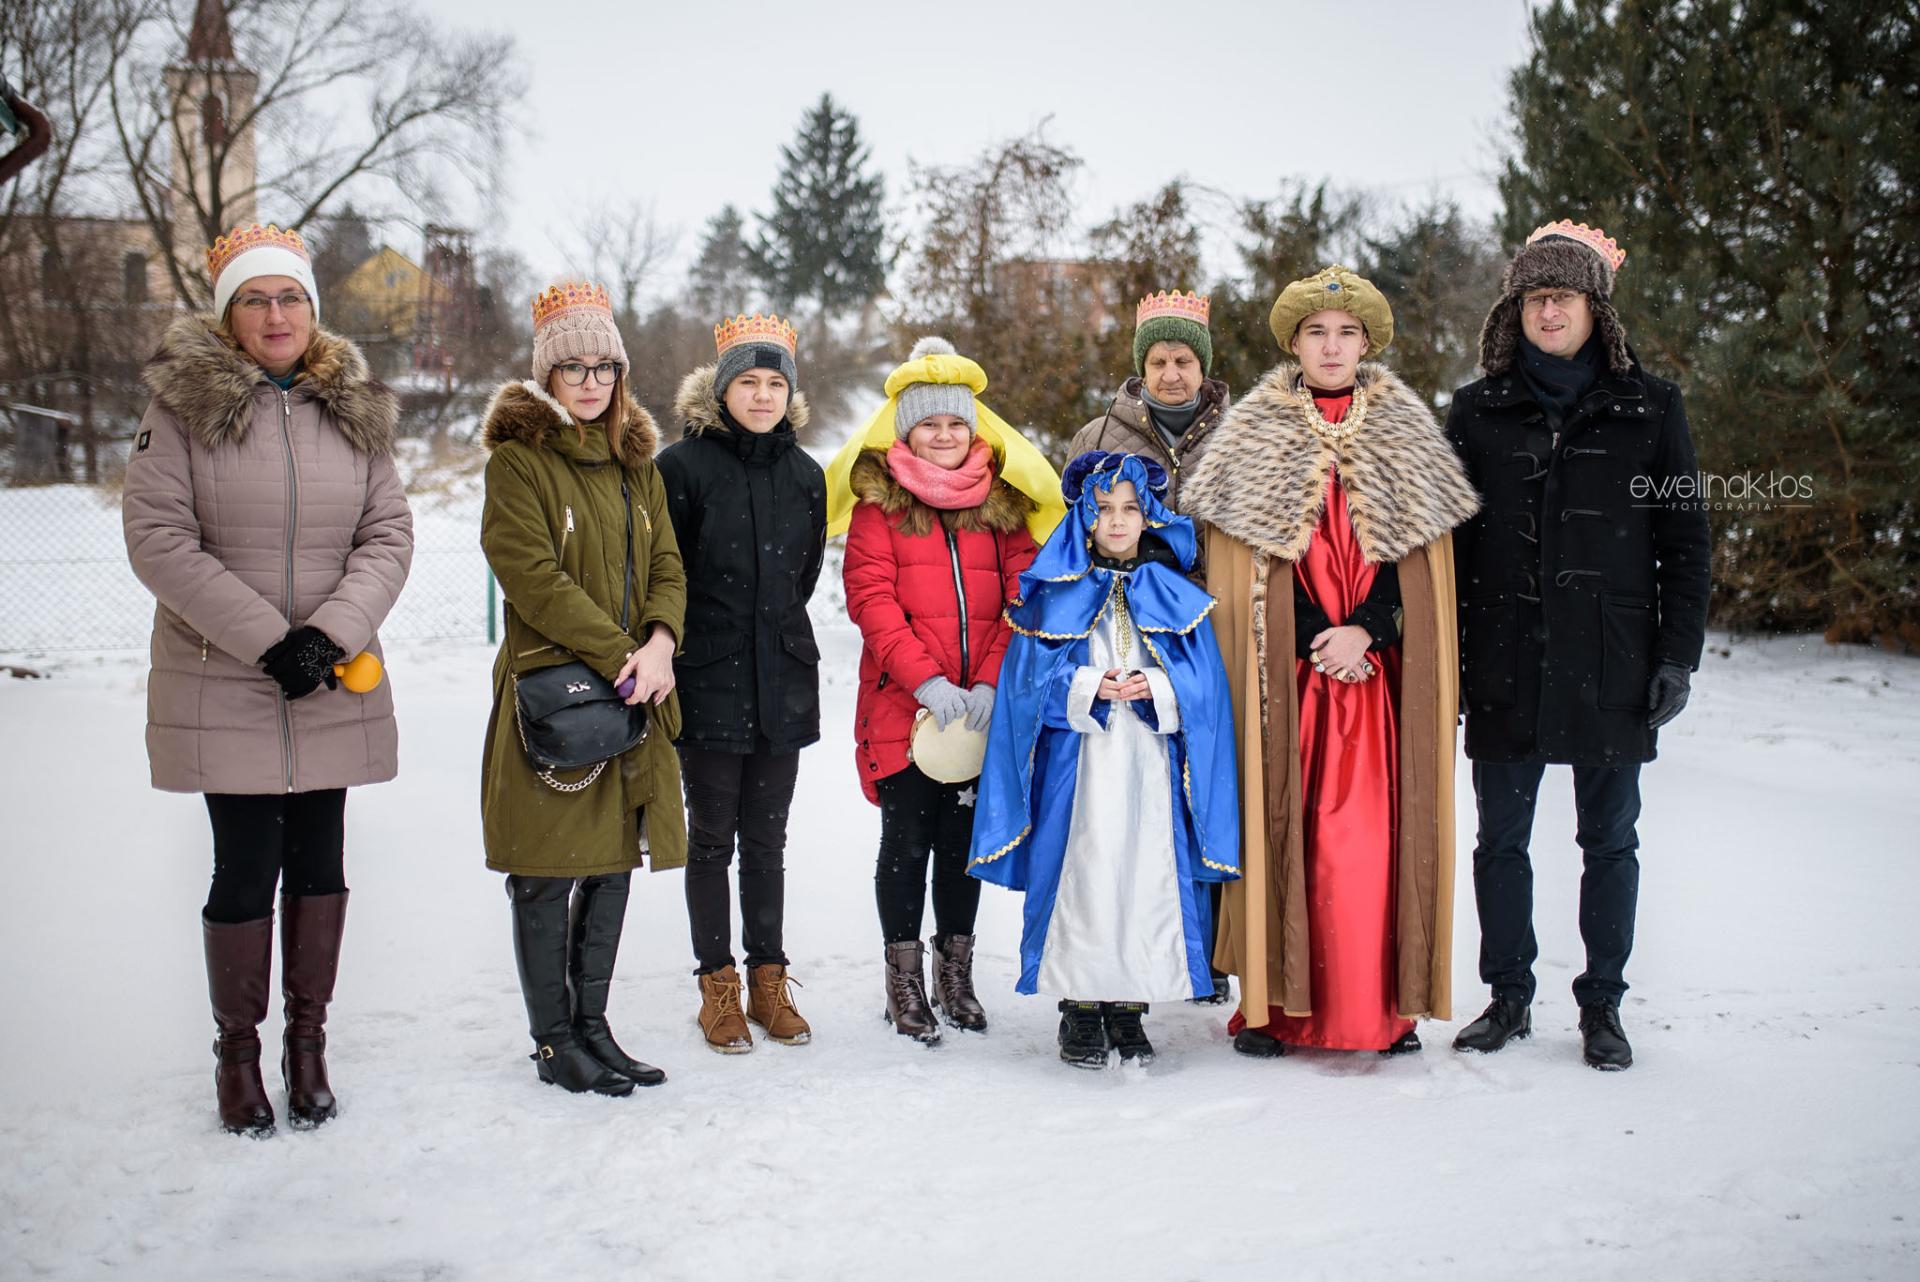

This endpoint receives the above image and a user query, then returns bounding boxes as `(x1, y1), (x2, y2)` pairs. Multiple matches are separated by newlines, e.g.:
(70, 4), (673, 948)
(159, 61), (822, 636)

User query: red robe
(1228, 390), (1413, 1051)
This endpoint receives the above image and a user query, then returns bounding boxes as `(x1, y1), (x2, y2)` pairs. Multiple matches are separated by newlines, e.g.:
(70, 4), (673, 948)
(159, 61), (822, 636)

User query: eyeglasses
(234, 291), (311, 314)
(555, 361), (621, 386)
(1521, 290), (1583, 312)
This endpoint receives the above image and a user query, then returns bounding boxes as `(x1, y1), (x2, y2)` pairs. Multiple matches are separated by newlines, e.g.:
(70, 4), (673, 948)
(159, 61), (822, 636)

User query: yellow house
(332, 245), (448, 342)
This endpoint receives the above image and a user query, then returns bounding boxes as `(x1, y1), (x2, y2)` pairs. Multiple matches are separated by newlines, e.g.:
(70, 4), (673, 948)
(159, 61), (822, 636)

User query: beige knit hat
(530, 281), (627, 388)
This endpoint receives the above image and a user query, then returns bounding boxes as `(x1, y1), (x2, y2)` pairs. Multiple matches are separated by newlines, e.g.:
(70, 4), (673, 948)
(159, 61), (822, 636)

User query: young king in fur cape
(1181, 266), (1479, 1056)
(969, 452), (1240, 1064)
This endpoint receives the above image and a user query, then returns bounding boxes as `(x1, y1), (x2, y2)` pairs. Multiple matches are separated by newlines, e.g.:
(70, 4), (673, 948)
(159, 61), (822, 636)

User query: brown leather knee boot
(883, 941), (941, 1044)
(203, 912), (275, 1136)
(280, 891), (348, 1128)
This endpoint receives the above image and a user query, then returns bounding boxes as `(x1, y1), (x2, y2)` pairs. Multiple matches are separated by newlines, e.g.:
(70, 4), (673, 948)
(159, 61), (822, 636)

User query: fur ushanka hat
(1478, 220), (1632, 377)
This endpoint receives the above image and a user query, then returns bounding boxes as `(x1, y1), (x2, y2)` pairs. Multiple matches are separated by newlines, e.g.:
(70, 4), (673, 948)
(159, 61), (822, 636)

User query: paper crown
(714, 313), (799, 358)
(1526, 220), (1626, 272)
(1136, 290), (1211, 328)
(207, 224), (309, 282)
(531, 281), (613, 328)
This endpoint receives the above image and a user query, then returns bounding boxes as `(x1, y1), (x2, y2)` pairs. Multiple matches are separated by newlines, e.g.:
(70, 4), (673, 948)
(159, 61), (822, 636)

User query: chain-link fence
(0, 429), (496, 656)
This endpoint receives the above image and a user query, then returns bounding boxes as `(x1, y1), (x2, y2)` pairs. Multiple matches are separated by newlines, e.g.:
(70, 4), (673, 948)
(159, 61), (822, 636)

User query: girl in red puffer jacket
(841, 338), (1044, 1045)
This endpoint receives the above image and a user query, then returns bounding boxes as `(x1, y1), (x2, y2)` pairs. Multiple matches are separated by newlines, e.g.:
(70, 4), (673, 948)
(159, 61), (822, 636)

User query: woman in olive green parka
(480, 281), (687, 1098)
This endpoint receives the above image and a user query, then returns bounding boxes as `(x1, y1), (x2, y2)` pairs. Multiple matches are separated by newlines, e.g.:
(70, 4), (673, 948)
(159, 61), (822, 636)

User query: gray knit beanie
(715, 341), (799, 401)
(893, 337), (976, 439)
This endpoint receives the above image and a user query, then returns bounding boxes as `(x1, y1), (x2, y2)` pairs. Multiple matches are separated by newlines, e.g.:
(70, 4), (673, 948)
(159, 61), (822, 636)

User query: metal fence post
(486, 566), (497, 645)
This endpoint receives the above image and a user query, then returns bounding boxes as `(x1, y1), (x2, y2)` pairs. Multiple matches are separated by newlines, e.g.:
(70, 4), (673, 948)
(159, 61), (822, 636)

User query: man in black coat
(1443, 220), (1711, 1071)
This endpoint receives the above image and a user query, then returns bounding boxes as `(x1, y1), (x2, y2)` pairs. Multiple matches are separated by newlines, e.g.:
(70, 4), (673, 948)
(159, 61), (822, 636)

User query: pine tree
(1357, 199), (1501, 410)
(749, 94), (886, 315)
(1501, 0), (1920, 644)
(686, 205), (756, 318)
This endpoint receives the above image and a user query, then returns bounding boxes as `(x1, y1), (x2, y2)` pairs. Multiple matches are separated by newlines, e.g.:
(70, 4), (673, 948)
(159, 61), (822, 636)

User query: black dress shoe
(1189, 971), (1233, 1006)
(1452, 998), (1532, 1053)
(1232, 1026), (1288, 1058)
(1380, 1029), (1422, 1056)
(1578, 1000), (1633, 1071)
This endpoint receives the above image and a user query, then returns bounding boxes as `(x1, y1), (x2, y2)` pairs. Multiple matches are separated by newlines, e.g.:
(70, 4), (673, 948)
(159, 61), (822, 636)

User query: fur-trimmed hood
(848, 446), (1034, 538)
(480, 379), (659, 466)
(672, 363), (811, 438)
(143, 314), (397, 454)
(1181, 361), (1479, 564)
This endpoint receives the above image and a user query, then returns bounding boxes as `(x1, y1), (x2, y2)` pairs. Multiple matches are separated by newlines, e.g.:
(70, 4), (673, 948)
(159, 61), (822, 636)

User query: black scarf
(1516, 332), (1603, 427)
(715, 406), (796, 464)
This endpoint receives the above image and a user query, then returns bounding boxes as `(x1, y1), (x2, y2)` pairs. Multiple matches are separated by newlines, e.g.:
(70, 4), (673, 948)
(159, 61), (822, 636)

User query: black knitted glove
(260, 626), (347, 700)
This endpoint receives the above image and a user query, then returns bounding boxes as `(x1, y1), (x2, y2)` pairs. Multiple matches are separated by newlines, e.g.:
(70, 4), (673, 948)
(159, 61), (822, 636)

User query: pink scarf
(887, 437), (994, 510)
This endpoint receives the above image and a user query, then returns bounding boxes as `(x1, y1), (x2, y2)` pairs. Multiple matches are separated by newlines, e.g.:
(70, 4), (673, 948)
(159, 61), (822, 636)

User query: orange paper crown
(531, 281), (613, 328)
(207, 224), (309, 282)
(1136, 289), (1211, 328)
(1526, 220), (1626, 272)
(714, 313), (799, 358)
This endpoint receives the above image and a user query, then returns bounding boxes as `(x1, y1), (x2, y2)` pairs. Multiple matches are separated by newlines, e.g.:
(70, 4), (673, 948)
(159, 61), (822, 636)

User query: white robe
(1034, 587), (1192, 1002)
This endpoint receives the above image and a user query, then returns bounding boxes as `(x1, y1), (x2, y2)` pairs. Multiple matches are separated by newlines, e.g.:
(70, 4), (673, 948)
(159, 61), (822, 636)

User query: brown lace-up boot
(930, 934), (988, 1032)
(883, 941), (942, 1044)
(697, 965), (753, 1054)
(746, 964), (812, 1045)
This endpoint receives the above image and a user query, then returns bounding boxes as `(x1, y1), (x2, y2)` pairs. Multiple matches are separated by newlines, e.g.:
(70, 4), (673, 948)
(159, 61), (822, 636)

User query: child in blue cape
(968, 451), (1240, 1067)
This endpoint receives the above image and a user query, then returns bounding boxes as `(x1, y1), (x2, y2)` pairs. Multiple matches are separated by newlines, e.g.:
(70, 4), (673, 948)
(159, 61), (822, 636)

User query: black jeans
(679, 745), (800, 974)
(203, 789), (348, 923)
(1470, 760), (1642, 1007)
(874, 765), (981, 946)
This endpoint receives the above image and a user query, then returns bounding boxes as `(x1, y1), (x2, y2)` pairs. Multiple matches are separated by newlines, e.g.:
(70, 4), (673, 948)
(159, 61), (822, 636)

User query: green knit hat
(1131, 290), (1213, 375)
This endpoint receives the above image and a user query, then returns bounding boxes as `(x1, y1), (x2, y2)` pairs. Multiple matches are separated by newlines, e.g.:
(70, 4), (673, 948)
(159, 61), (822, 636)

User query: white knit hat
(207, 224), (321, 325)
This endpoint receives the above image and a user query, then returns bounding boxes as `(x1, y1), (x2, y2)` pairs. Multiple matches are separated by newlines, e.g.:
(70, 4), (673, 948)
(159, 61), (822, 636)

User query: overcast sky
(417, 0), (1539, 296)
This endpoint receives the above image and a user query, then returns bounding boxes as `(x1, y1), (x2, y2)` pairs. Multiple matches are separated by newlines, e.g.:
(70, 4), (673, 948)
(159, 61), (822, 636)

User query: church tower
(163, 0), (258, 290)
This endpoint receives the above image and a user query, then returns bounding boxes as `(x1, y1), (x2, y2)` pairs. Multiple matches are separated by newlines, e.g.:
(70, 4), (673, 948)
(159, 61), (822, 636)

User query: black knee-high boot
(568, 875), (665, 1086)
(507, 877), (632, 1097)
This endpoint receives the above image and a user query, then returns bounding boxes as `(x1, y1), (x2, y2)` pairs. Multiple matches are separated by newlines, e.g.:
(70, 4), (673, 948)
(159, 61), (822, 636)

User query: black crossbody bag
(512, 472), (649, 793)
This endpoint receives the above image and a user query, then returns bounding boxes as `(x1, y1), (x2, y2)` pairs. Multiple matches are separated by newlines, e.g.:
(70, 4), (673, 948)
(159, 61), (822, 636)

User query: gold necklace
(1294, 382), (1370, 446)
(1112, 579), (1135, 669)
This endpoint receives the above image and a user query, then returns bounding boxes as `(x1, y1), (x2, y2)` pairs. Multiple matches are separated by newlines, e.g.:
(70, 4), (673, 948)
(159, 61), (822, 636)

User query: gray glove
(962, 683), (996, 733)
(914, 676), (968, 730)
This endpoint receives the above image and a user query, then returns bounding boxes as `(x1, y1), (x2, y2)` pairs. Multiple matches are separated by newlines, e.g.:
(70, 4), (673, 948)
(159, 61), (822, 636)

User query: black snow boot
(1451, 998), (1532, 1054)
(1057, 1000), (1110, 1069)
(1578, 1000), (1633, 1071)
(567, 875), (666, 1087)
(1380, 1028), (1423, 1057)
(509, 887), (633, 1097)
(1102, 1002), (1154, 1064)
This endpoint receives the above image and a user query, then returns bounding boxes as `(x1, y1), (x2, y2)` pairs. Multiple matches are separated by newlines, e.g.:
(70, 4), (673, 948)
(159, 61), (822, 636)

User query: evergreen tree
(1206, 182), (1363, 397)
(1501, 0), (1920, 644)
(750, 94), (886, 315)
(686, 205), (756, 318)
(1089, 182), (1203, 385)
(1357, 198), (1501, 410)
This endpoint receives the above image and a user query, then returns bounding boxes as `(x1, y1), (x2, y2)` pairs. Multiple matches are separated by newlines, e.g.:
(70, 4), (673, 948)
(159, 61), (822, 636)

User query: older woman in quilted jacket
(123, 224), (412, 1136)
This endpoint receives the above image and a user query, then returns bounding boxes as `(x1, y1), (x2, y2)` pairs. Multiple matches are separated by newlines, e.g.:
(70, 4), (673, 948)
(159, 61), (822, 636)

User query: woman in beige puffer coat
(122, 223), (412, 1137)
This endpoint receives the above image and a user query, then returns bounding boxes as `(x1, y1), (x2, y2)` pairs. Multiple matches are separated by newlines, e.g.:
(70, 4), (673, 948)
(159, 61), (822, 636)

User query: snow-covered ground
(3, 622), (1917, 1281)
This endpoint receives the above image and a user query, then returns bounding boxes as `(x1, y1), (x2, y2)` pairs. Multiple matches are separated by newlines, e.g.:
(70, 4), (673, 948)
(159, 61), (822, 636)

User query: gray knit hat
(530, 281), (627, 388)
(711, 314), (800, 404)
(894, 337), (976, 438)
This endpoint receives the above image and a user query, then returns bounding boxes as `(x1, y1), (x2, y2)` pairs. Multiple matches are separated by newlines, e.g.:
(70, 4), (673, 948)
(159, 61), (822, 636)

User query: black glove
(260, 626), (346, 700)
(1646, 660), (1692, 729)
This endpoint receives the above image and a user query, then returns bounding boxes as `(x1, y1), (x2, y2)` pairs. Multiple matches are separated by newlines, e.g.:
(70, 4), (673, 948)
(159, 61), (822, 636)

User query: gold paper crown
(714, 313), (799, 358)
(530, 281), (612, 328)
(1526, 220), (1626, 272)
(206, 224), (309, 282)
(1136, 289), (1211, 328)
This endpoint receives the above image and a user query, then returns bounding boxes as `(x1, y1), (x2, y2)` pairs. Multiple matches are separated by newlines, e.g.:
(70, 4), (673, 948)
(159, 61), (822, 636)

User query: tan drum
(907, 708), (987, 784)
